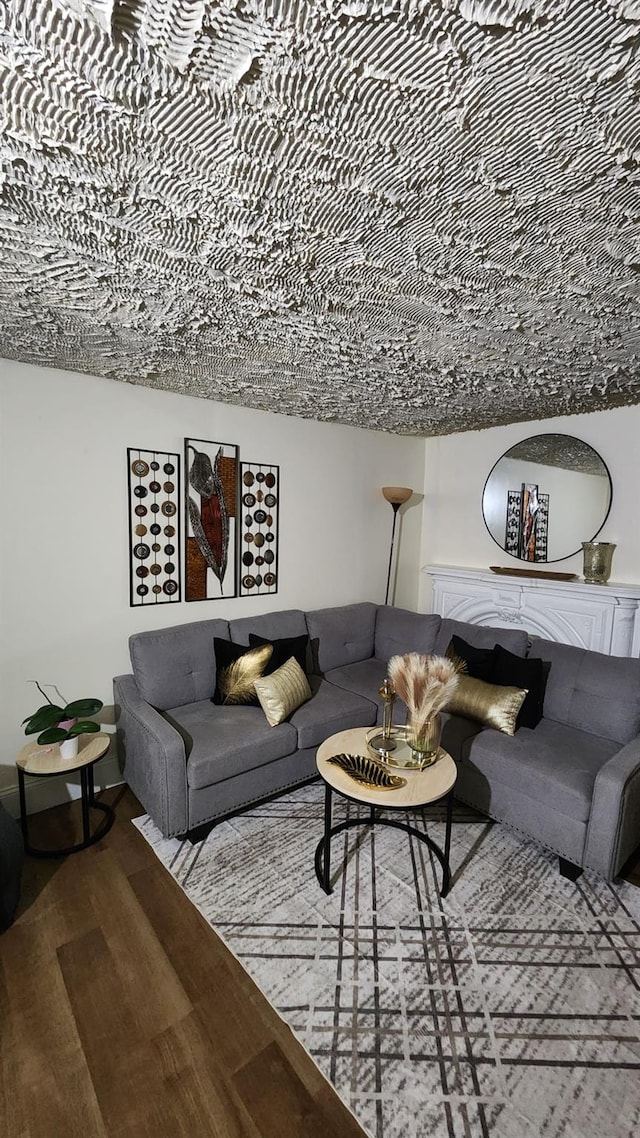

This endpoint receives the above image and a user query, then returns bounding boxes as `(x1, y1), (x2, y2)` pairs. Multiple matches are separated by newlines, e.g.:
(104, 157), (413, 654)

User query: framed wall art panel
(505, 484), (549, 563)
(127, 448), (181, 606)
(185, 438), (239, 601)
(239, 462), (280, 597)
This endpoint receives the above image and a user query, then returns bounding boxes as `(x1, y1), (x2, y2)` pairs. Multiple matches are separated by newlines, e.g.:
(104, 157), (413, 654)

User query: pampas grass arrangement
(387, 652), (459, 743)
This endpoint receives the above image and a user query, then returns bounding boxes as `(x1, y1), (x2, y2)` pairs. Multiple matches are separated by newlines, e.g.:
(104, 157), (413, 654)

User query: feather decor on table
(327, 753), (407, 790)
(387, 653), (460, 742)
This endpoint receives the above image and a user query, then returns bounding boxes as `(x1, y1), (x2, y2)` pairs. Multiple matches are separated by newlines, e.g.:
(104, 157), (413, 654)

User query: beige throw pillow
(254, 656), (312, 726)
(445, 674), (528, 736)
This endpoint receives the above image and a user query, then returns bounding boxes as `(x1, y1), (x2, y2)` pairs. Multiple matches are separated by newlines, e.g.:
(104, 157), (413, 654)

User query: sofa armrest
(113, 673), (188, 838)
(584, 736), (640, 880)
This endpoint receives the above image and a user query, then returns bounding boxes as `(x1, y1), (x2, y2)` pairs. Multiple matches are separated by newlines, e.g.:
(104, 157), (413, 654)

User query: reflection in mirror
(482, 434), (612, 564)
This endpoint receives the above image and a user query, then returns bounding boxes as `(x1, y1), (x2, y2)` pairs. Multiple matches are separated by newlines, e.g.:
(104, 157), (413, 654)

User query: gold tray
(365, 725), (440, 770)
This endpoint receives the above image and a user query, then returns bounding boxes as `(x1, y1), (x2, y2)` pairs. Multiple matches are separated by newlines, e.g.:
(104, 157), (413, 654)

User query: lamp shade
(382, 486), (412, 506)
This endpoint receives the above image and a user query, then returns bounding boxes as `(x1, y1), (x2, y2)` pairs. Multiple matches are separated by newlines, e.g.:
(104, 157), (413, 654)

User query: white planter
(59, 736), (79, 760)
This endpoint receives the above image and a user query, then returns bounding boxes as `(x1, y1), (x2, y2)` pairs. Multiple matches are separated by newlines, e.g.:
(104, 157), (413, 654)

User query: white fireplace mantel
(422, 565), (640, 657)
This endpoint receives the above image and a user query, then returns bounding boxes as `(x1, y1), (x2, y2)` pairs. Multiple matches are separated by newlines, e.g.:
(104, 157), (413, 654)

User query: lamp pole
(381, 487), (412, 606)
(384, 503), (401, 606)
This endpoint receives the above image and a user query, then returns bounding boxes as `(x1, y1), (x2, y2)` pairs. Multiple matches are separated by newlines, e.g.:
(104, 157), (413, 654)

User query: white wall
(419, 405), (640, 611)
(0, 361), (425, 807)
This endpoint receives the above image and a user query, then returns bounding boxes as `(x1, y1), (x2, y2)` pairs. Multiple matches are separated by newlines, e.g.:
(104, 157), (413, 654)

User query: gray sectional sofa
(113, 601), (640, 882)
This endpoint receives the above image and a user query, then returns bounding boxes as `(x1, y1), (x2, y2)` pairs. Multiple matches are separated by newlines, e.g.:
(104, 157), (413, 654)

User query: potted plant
(23, 682), (103, 759)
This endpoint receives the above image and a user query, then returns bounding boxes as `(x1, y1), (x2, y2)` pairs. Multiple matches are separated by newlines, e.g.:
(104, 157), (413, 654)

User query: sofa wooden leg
(558, 857), (583, 882)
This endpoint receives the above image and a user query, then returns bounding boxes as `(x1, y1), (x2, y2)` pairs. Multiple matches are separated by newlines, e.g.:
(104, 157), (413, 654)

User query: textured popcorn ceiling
(1, 0), (639, 437)
(508, 433), (610, 474)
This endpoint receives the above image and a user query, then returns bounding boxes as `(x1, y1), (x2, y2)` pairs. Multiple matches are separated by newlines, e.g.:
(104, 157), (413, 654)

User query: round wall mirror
(482, 434), (612, 563)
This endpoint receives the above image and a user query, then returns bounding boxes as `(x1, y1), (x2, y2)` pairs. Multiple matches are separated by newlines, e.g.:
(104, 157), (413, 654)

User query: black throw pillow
(211, 639), (274, 706)
(248, 632), (310, 676)
(446, 635), (497, 683)
(492, 644), (546, 729)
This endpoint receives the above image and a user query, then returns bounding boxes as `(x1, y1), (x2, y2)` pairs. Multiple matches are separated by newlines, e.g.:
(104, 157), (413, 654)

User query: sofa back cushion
(129, 618), (229, 710)
(229, 610), (312, 674)
(433, 618), (529, 658)
(229, 609), (308, 646)
(374, 607), (441, 663)
(528, 638), (640, 744)
(306, 602), (377, 673)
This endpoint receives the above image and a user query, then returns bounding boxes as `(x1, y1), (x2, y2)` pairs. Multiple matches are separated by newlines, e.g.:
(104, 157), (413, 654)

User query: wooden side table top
(16, 732), (111, 777)
(316, 726), (457, 809)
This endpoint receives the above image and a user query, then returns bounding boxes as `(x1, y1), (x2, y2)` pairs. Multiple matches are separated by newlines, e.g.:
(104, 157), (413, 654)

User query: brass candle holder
(367, 677), (397, 758)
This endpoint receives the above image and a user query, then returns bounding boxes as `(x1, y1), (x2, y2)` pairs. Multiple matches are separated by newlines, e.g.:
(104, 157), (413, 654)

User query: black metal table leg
(18, 767), (29, 848)
(18, 762), (116, 858)
(316, 814), (451, 898)
(80, 767), (91, 845)
(441, 791), (454, 898)
(314, 799), (454, 898)
(314, 783), (333, 894)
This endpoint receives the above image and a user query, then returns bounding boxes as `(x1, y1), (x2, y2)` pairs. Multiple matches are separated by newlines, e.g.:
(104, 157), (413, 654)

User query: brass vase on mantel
(581, 541), (616, 585)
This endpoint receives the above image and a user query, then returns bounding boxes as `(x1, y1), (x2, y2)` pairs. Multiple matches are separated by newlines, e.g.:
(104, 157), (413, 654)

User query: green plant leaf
(37, 726), (68, 745)
(68, 721), (100, 737)
(64, 698), (103, 718)
(23, 705), (65, 733)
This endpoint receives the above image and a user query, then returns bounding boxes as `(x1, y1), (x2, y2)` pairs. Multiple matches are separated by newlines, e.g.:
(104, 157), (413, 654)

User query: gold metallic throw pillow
(445, 675), (528, 736)
(254, 656), (312, 727)
(216, 643), (274, 705)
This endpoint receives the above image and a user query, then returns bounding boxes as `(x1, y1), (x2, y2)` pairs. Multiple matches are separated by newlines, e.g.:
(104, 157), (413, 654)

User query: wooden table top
(16, 732), (111, 776)
(316, 726), (457, 808)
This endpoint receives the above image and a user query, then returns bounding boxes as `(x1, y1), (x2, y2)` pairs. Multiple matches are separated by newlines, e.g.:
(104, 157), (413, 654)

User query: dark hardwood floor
(0, 786), (367, 1138)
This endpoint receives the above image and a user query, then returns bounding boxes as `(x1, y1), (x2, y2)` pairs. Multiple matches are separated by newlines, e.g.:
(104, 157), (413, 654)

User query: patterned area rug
(134, 784), (640, 1138)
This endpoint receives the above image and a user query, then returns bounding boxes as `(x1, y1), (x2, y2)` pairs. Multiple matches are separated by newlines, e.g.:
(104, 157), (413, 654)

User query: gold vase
(406, 711), (442, 769)
(581, 541), (616, 585)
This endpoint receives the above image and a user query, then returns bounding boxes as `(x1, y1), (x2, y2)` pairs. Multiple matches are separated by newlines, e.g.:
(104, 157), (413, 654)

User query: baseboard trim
(0, 754), (124, 820)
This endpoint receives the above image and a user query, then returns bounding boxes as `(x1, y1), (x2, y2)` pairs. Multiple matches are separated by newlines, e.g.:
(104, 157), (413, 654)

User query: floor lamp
(382, 486), (412, 605)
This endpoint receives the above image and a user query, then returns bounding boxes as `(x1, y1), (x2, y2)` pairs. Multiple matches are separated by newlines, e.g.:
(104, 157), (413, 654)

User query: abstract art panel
(185, 438), (239, 600)
(505, 483), (549, 562)
(127, 448), (181, 606)
(239, 463), (280, 597)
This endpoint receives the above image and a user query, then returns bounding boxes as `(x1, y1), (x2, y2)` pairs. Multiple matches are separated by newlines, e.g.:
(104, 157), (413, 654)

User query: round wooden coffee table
(16, 732), (114, 857)
(315, 726), (457, 897)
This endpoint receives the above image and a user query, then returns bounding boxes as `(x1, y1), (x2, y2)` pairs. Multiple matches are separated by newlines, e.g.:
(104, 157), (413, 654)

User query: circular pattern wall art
(127, 447), (181, 606)
(239, 462), (279, 596)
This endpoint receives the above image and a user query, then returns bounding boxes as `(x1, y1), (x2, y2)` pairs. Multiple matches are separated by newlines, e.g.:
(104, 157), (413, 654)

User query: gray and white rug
(134, 784), (640, 1138)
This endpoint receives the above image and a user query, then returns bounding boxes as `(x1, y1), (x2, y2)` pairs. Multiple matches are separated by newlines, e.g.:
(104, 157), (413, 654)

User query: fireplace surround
(423, 565), (640, 657)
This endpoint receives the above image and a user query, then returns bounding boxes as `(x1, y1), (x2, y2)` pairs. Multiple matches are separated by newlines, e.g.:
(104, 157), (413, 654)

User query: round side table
(16, 732), (114, 857)
(315, 726), (458, 898)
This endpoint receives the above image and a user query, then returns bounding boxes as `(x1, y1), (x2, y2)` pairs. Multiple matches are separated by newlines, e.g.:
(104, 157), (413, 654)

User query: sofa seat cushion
(324, 659), (389, 721)
(441, 710), (485, 758)
(461, 717), (619, 822)
(163, 701), (298, 790)
(290, 676), (377, 749)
